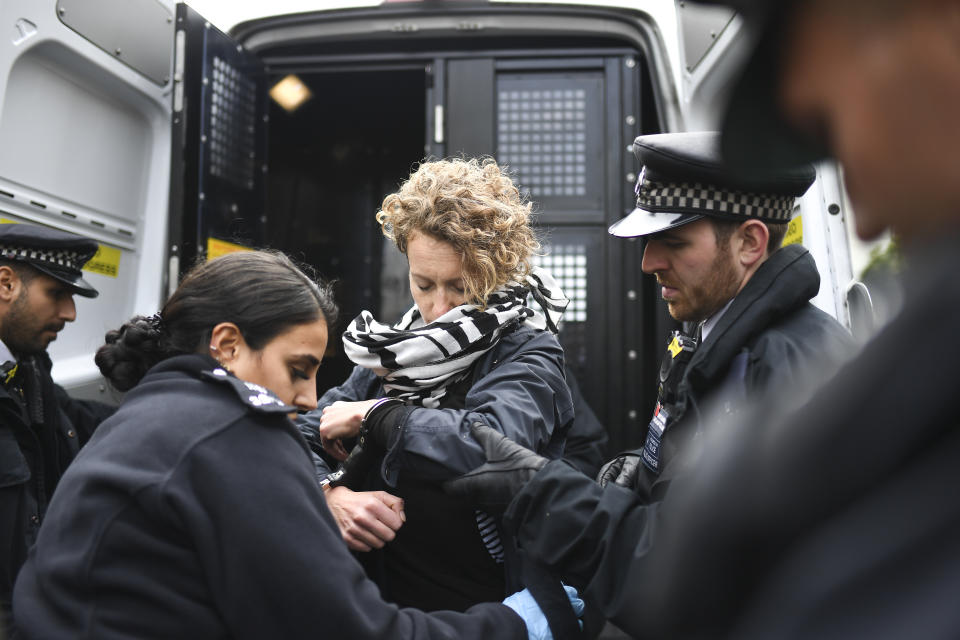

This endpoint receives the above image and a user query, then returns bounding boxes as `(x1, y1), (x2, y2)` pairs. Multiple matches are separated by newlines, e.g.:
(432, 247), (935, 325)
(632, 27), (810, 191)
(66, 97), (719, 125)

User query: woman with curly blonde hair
(298, 158), (574, 613)
(377, 158), (541, 309)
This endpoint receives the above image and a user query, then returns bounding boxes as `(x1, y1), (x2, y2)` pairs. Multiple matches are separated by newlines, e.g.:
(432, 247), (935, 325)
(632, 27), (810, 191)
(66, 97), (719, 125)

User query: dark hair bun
(95, 316), (169, 392)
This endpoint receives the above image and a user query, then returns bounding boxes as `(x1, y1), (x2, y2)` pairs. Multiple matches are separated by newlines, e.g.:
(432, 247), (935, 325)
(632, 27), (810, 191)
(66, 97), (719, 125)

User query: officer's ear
(0, 265), (21, 304)
(208, 322), (247, 367)
(735, 220), (770, 268)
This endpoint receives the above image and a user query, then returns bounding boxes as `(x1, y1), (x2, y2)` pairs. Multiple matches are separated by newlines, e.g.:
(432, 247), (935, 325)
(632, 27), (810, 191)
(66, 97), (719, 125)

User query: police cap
(0, 224), (100, 298)
(608, 131), (816, 238)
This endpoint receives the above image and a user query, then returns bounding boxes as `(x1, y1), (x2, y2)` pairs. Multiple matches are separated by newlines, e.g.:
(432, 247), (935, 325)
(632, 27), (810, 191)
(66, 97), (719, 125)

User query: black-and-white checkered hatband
(639, 179), (796, 222)
(0, 245), (91, 274)
(608, 167), (798, 238)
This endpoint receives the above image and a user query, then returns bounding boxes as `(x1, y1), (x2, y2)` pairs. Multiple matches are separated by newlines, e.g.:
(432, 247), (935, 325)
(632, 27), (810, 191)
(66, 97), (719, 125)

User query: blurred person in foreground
(444, 0), (960, 636)
(12, 250), (580, 639)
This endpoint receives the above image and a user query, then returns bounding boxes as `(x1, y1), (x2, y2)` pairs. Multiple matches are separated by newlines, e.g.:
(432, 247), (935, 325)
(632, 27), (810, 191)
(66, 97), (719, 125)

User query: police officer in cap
(598, 131), (852, 497)
(0, 223), (113, 629)
(441, 131), (854, 636)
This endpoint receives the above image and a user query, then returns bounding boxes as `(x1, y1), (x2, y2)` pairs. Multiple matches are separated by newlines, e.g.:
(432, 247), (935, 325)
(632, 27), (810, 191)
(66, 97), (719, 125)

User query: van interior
(173, 4), (675, 454)
(266, 68), (427, 388)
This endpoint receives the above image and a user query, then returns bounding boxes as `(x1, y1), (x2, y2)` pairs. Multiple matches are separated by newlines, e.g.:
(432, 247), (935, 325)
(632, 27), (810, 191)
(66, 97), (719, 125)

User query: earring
(210, 344), (230, 372)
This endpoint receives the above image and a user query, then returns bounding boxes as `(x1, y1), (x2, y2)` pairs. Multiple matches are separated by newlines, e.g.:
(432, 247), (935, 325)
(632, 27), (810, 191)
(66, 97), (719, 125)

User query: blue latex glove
(502, 585), (585, 640)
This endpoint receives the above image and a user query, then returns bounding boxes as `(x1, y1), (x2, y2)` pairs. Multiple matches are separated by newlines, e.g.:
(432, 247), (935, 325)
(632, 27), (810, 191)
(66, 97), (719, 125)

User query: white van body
(0, 0), (866, 452)
(0, 0), (174, 401)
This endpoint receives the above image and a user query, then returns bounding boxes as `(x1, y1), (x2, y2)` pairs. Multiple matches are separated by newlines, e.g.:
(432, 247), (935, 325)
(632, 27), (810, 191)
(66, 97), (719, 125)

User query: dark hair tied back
(95, 315), (173, 392)
(96, 250), (338, 392)
(147, 313), (166, 334)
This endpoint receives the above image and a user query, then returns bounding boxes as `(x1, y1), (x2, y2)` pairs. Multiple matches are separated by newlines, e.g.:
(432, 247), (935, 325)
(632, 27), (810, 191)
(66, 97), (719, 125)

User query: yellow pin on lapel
(3, 363), (18, 385)
(667, 335), (683, 358)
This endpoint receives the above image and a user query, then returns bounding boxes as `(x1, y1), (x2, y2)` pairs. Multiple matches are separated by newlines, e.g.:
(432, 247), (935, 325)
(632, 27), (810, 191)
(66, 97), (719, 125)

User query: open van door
(674, 0), (859, 330)
(168, 3), (269, 282)
(228, 2), (689, 454)
(0, 0), (177, 401)
(0, 0), (262, 401)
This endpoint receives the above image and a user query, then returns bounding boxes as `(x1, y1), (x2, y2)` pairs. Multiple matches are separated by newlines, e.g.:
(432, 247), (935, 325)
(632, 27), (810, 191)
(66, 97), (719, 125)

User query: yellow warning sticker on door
(784, 215), (803, 246)
(84, 244), (122, 278)
(207, 237), (254, 261)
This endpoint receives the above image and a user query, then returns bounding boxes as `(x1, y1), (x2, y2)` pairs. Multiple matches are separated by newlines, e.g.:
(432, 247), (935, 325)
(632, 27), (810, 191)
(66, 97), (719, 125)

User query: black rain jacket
(0, 351), (111, 631)
(12, 354), (525, 639)
(503, 245), (855, 636)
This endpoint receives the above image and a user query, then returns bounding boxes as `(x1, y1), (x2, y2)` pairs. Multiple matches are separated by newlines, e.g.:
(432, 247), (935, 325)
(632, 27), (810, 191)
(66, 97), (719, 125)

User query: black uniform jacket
(502, 245), (854, 636)
(12, 354), (524, 639)
(0, 351), (112, 628)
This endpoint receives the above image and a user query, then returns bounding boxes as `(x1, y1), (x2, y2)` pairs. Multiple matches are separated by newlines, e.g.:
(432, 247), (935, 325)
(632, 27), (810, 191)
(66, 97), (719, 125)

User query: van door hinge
(173, 29), (186, 112)
(434, 104), (444, 144)
(167, 253), (180, 298)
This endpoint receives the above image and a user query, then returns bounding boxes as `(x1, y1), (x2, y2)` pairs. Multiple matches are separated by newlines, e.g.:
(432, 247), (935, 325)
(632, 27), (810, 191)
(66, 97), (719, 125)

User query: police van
(0, 0), (876, 455)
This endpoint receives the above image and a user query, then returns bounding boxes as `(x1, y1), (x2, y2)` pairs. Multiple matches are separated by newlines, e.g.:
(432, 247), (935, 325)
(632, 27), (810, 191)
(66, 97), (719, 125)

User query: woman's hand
(317, 400), (378, 440)
(317, 399), (379, 460)
(323, 485), (406, 552)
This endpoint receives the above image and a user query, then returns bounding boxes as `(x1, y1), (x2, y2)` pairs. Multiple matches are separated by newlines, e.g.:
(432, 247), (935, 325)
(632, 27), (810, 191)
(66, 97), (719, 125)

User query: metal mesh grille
(497, 88), (588, 198)
(209, 56), (257, 189)
(532, 243), (587, 322)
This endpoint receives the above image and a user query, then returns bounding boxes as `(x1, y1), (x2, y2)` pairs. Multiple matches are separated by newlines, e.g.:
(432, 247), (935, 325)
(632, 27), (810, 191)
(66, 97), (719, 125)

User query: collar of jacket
(140, 353), (298, 415)
(142, 353), (220, 381)
(685, 243), (820, 388)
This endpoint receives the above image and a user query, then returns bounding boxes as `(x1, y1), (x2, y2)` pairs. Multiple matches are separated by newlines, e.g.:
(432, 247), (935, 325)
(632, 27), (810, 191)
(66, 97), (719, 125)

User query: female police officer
(11, 250), (577, 639)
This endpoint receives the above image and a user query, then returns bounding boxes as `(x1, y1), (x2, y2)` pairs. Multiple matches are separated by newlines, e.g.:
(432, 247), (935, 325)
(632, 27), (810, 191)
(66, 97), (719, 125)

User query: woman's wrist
(359, 398), (406, 448)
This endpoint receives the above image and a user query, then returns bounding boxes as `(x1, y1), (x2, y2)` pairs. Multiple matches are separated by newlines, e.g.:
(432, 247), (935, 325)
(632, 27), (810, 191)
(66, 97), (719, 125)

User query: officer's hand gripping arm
(442, 422), (548, 513)
(596, 452), (643, 489)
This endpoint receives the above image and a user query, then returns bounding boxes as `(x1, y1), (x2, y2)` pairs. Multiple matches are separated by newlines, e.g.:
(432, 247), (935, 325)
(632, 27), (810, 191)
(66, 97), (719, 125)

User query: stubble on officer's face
(668, 239), (741, 323)
(1, 275), (76, 357)
(642, 219), (742, 323)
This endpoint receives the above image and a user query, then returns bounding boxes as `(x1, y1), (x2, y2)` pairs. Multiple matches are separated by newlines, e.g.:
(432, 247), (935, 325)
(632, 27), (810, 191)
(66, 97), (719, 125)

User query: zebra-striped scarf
(342, 267), (567, 564)
(342, 267), (568, 409)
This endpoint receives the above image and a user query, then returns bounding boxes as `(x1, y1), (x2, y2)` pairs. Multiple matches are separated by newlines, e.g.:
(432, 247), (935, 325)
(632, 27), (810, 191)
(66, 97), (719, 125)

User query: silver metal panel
(0, 43), (150, 226)
(678, 2), (735, 72)
(57, 0), (174, 85)
(208, 55), (257, 189)
(498, 85), (592, 200)
(531, 244), (588, 323)
(0, 0), (174, 397)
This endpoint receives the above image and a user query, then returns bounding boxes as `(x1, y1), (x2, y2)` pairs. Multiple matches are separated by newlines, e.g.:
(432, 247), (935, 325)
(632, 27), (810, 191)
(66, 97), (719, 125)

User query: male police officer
(596, 131), (851, 497)
(447, 0), (960, 636)
(0, 224), (112, 629)
(445, 130), (851, 632)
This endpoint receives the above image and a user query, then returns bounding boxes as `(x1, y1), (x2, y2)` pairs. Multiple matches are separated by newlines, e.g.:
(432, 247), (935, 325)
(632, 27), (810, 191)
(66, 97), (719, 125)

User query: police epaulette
(201, 368), (296, 414)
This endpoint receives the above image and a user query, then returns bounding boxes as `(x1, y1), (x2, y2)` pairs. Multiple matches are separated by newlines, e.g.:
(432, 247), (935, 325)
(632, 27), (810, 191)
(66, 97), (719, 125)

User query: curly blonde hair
(377, 157), (540, 307)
